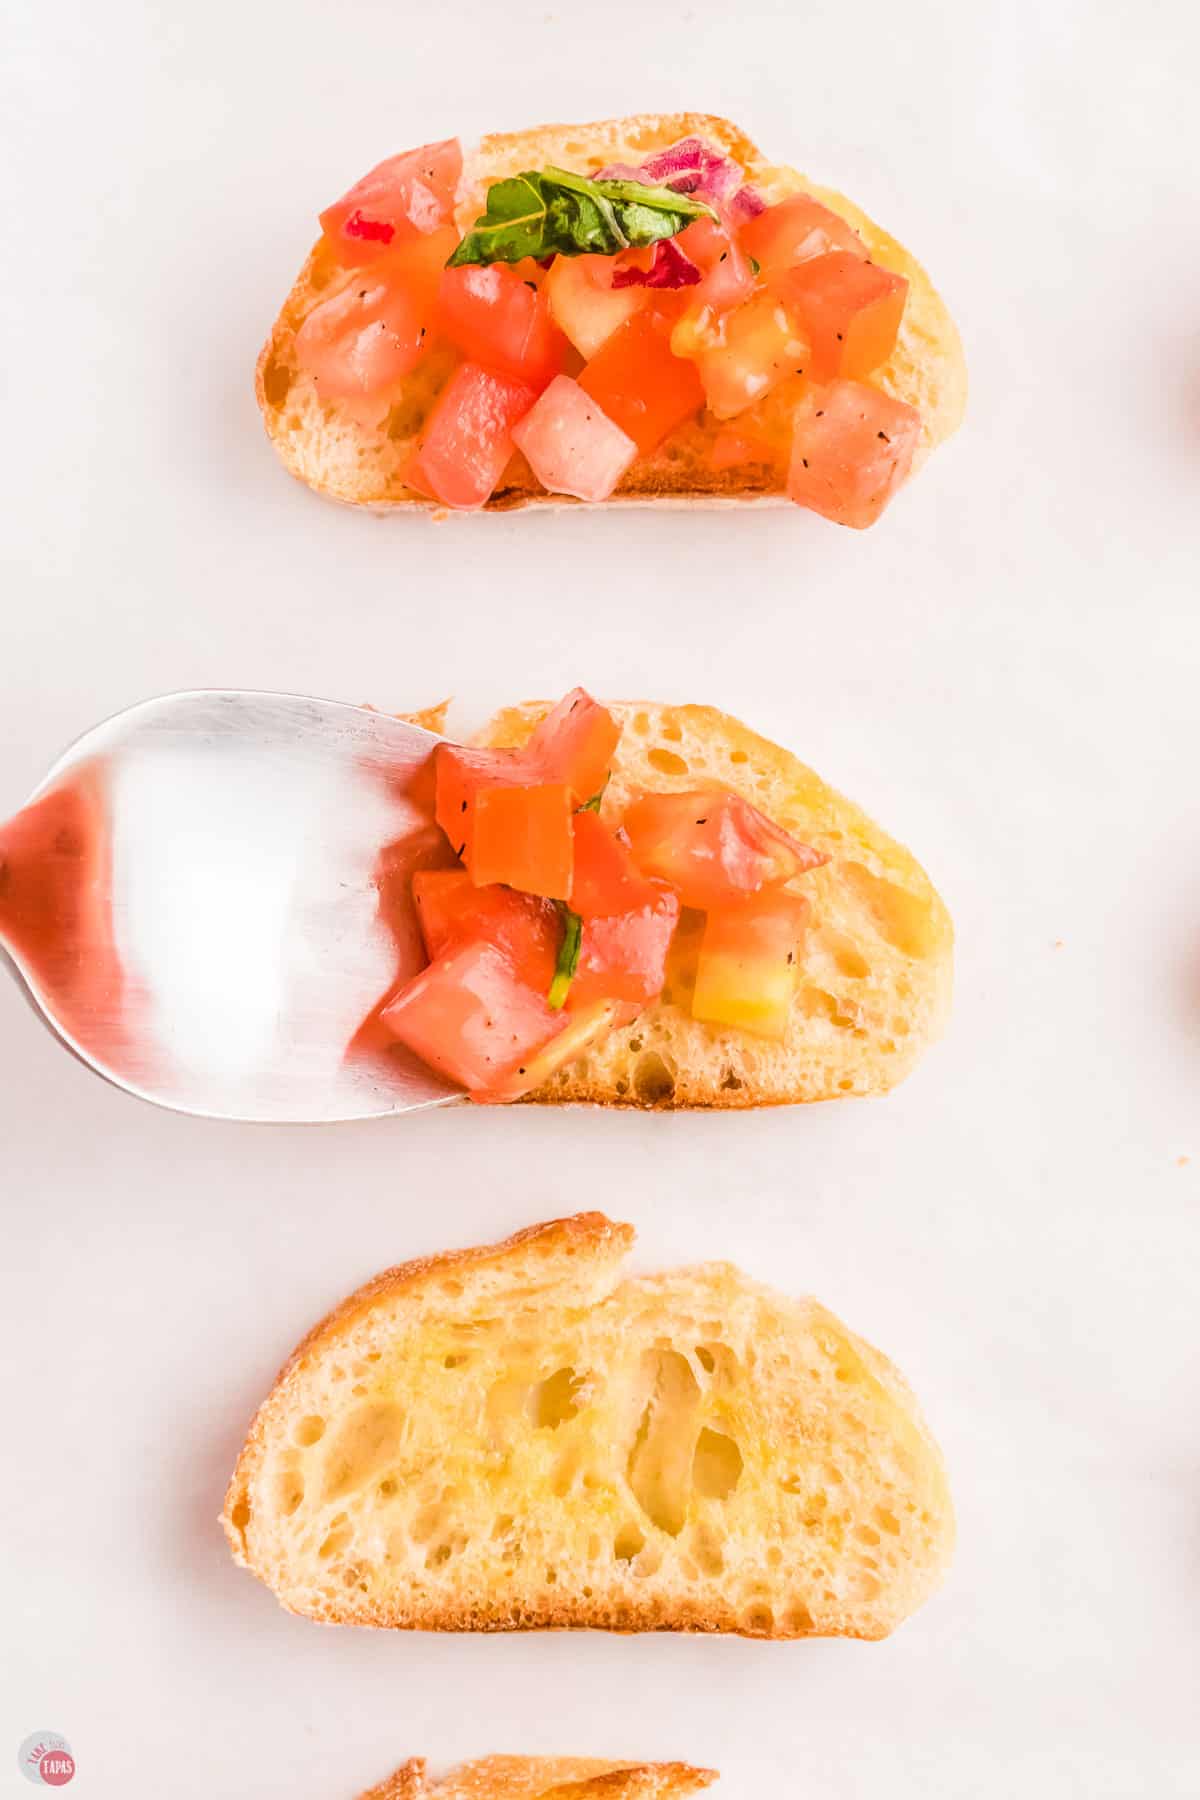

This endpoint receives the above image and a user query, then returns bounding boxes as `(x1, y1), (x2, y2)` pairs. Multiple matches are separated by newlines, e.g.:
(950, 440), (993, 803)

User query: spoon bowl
(0, 690), (461, 1121)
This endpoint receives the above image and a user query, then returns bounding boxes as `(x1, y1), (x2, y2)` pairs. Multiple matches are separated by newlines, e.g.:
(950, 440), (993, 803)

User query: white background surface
(2, 2), (1198, 1795)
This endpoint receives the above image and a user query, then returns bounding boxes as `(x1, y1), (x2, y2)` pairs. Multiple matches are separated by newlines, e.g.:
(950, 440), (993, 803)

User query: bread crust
(356, 1759), (717, 1800)
(257, 112), (966, 511)
(222, 1213), (953, 1639)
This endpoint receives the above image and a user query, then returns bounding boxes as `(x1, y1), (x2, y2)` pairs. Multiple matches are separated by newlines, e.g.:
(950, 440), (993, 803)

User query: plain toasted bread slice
(258, 112), (966, 511)
(464, 699), (952, 1108)
(223, 1214), (953, 1639)
(358, 1758), (716, 1800)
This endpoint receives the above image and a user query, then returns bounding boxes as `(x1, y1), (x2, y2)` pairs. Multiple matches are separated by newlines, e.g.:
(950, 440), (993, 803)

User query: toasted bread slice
(463, 699), (952, 1108)
(258, 112), (966, 511)
(358, 1758), (716, 1800)
(223, 1214), (953, 1639)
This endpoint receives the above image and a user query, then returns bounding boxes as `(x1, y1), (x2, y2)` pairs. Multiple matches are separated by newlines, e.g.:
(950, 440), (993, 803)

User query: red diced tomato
(320, 139), (462, 266)
(437, 263), (567, 387)
(472, 998), (634, 1102)
(787, 379), (921, 528)
(691, 890), (811, 1038)
(544, 254), (647, 358)
(295, 267), (429, 423)
(511, 375), (638, 501)
(433, 689), (620, 860)
(380, 940), (562, 1093)
(622, 790), (826, 909)
(578, 312), (705, 455)
(410, 869), (558, 991)
(677, 216), (757, 312)
(573, 895), (679, 1006)
(412, 363), (537, 510)
(739, 194), (868, 273)
(773, 251), (908, 382)
(470, 782), (574, 900)
(569, 810), (651, 916)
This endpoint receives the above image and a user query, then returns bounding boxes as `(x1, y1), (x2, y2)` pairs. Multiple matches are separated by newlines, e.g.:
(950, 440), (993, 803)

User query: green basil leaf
(548, 904), (583, 1010)
(448, 165), (715, 268)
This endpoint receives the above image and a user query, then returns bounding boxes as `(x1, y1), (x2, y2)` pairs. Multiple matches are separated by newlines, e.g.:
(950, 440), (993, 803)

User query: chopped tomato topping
(739, 194), (868, 273)
(320, 139), (462, 266)
(294, 259), (435, 424)
(569, 810), (652, 917)
(472, 998), (634, 1103)
(411, 869), (558, 991)
(433, 689), (619, 862)
(526, 689), (622, 803)
(571, 820), (680, 999)
(511, 375), (637, 502)
(680, 291), (809, 420)
(544, 254), (647, 358)
(437, 263), (567, 387)
(578, 311), (705, 455)
(692, 890), (811, 1038)
(787, 379), (921, 528)
(380, 940), (562, 1093)
(677, 216), (757, 312)
(411, 362), (537, 510)
(622, 790), (826, 909)
(773, 252), (907, 382)
(470, 782), (575, 900)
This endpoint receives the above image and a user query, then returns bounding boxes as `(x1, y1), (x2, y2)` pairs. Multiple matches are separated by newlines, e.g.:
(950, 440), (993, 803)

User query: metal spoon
(0, 690), (462, 1121)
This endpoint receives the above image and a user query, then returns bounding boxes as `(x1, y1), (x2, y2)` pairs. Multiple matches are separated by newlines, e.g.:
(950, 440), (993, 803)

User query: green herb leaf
(448, 166), (716, 268)
(577, 782), (607, 815)
(548, 904), (583, 1010)
(748, 254), (761, 276)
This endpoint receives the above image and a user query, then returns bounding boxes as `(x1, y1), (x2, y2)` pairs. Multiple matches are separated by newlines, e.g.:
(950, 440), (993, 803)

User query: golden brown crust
(354, 1759), (717, 1800)
(257, 112), (965, 512)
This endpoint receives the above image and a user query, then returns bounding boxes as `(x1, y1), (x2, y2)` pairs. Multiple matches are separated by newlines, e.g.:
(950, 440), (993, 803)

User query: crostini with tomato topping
(359, 690), (952, 1106)
(259, 114), (965, 525)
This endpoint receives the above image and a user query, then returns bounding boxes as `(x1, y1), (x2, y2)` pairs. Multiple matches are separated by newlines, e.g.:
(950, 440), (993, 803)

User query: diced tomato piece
(622, 790), (826, 909)
(437, 263), (567, 387)
(739, 194), (868, 274)
(544, 254), (647, 358)
(411, 869), (558, 990)
(470, 783), (574, 900)
(691, 891), (811, 1039)
(433, 688), (620, 861)
(320, 139), (462, 266)
(511, 375), (638, 502)
(773, 252), (908, 382)
(294, 260), (434, 424)
(787, 380), (921, 528)
(472, 998), (635, 1103)
(681, 291), (809, 420)
(677, 216), (757, 312)
(570, 812), (680, 1004)
(526, 689), (621, 803)
(569, 810), (653, 917)
(380, 941), (562, 1093)
(578, 311), (705, 455)
(412, 363), (537, 510)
